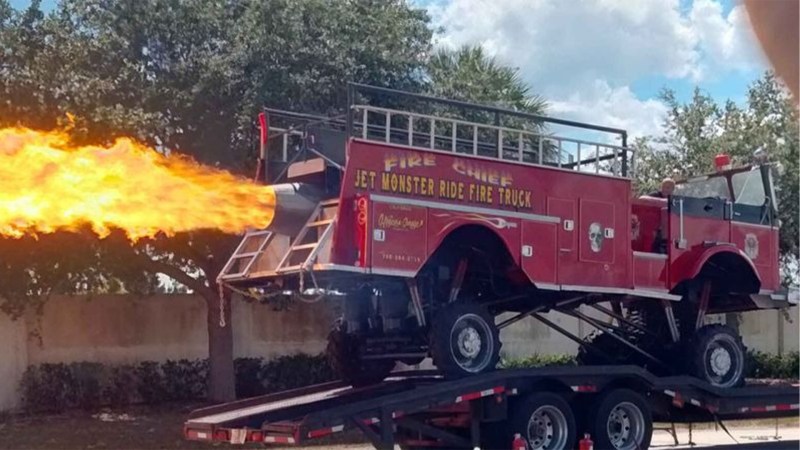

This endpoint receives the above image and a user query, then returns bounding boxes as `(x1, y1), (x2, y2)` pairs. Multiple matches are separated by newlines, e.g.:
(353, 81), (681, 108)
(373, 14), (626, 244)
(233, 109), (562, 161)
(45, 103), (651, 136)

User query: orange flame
(0, 126), (275, 240)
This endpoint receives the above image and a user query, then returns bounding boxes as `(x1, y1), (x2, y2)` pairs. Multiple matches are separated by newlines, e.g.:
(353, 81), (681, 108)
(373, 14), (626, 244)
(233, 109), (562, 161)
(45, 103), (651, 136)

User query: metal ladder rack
(217, 230), (274, 282)
(275, 199), (339, 274)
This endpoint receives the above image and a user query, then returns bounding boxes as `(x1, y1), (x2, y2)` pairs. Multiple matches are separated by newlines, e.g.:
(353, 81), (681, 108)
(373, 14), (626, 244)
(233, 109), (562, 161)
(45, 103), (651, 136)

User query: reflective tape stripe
(308, 424), (344, 439)
(264, 436), (296, 444)
(455, 387), (505, 403)
(741, 403), (799, 413)
(571, 385), (597, 393)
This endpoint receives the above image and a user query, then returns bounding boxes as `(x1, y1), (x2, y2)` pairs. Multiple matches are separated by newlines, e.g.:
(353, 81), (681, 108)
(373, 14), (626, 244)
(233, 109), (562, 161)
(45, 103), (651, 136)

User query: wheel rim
(606, 401), (645, 450)
(526, 405), (569, 450)
(703, 334), (743, 388)
(448, 313), (493, 372)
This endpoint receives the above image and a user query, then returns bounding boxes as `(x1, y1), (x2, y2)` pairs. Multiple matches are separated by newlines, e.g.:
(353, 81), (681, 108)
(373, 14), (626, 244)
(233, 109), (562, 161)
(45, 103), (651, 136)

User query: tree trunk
(205, 291), (236, 402)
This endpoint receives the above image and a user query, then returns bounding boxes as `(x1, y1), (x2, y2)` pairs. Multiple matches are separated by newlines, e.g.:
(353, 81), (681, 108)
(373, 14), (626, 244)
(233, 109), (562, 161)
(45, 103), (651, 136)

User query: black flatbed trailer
(184, 366), (799, 450)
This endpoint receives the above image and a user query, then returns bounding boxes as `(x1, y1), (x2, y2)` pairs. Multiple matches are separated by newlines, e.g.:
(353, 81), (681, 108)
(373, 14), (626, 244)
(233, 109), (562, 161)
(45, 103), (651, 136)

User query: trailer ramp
(185, 367), (799, 449)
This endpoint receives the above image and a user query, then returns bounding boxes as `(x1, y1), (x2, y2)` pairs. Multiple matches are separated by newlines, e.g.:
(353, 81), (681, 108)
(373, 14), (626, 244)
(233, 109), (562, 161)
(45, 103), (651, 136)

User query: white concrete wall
(0, 295), (797, 411)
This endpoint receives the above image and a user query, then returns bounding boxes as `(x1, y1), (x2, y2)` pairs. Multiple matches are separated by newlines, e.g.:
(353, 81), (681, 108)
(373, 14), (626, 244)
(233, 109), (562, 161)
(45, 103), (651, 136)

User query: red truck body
(218, 83), (790, 388)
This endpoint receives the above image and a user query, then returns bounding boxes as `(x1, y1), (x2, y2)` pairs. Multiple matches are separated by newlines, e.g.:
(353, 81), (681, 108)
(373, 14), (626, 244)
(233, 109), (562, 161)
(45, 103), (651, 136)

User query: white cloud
(688, 0), (764, 78)
(427, 0), (767, 138)
(549, 80), (668, 139)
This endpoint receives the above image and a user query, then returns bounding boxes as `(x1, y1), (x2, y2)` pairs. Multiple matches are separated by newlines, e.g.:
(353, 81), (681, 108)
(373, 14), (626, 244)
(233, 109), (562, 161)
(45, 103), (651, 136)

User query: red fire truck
(219, 83), (792, 391)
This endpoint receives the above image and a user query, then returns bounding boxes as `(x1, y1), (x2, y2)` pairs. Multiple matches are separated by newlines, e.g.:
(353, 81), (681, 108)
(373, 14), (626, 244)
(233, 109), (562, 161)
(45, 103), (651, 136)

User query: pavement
(311, 422), (800, 449)
(650, 423), (800, 449)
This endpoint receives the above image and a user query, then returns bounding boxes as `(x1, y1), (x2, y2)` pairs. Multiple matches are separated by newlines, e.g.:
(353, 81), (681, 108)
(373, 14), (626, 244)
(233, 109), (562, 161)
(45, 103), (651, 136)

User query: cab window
(731, 169), (766, 206)
(674, 175), (729, 199)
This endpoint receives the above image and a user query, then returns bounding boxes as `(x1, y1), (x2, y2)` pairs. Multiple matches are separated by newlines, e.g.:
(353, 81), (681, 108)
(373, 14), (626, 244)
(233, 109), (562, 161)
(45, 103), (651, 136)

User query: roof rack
(346, 83), (634, 178)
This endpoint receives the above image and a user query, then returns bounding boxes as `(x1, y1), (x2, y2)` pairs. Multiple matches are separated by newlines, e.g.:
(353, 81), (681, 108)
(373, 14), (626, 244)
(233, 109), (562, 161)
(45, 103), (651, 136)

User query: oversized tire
(326, 324), (394, 387)
(429, 302), (500, 378)
(508, 392), (577, 450)
(686, 324), (747, 388)
(588, 388), (652, 450)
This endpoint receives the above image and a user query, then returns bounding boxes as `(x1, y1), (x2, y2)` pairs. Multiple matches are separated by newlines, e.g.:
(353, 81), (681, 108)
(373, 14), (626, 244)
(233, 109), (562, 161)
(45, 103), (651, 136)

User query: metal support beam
(562, 309), (669, 370)
(407, 279), (426, 327)
(351, 417), (384, 450)
(589, 304), (660, 339)
(397, 418), (472, 448)
(662, 300), (681, 343)
(695, 281), (712, 330)
(530, 313), (613, 362)
(449, 258), (468, 303)
(379, 408), (394, 450)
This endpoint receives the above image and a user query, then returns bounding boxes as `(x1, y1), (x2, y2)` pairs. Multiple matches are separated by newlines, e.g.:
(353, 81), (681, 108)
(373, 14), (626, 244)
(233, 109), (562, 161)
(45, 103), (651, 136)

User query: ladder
(275, 199), (338, 274)
(217, 230), (274, 282)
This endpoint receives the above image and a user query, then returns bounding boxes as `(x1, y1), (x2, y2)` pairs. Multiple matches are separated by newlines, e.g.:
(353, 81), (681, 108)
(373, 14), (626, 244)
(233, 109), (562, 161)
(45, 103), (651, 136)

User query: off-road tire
(686, 324), (747, 388)
(326, 324), (394, 387)
(429, 302), (500, 378)
(587, 388), (652, 450)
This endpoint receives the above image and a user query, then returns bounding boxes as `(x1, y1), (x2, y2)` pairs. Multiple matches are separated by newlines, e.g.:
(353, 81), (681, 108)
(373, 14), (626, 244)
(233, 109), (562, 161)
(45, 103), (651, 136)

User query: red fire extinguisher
(511, 433), (527, 450)
(579, 433), (594, 450)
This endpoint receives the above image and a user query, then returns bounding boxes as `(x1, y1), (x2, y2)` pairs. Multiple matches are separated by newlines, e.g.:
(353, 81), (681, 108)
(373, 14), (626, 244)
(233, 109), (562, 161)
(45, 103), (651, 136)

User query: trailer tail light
(355, 195), (368, 267)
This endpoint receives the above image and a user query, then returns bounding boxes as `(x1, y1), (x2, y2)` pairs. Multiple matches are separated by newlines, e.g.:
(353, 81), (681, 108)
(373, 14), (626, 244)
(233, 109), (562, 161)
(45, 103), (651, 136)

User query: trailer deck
(184, 366), (799, 449)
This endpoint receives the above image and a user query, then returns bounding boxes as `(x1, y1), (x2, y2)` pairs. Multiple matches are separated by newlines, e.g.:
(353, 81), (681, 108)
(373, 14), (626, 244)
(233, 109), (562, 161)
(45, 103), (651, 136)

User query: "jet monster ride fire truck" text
(218, 83), (791, 391)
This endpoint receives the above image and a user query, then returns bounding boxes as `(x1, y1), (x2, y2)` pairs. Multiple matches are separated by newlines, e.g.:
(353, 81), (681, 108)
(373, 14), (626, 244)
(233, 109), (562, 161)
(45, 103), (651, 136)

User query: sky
(11, 0), (769, 140)
(420, 0), (769, 139)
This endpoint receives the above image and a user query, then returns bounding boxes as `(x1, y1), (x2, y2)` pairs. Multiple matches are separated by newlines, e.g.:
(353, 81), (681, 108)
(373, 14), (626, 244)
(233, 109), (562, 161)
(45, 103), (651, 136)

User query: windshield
(731, 167), (767, 206)
(674, 175), (730, 199)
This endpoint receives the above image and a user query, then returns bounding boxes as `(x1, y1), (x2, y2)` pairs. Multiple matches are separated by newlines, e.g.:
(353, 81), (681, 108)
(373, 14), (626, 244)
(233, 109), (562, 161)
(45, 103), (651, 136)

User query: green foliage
(746, 351), (799, 380)
(499, 354), (577, 369)
(427, 45), (546, 115)
(19, 354), (333, 412)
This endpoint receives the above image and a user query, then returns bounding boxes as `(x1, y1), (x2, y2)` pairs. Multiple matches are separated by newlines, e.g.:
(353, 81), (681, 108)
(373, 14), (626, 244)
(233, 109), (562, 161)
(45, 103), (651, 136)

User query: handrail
(352, 104), (633, 177)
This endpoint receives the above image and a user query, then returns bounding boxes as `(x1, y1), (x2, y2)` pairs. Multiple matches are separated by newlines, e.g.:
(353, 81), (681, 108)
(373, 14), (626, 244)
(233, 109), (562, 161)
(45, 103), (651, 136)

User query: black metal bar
(622, 131), (629, 176)
(397, 417), (472, 448)
(497, 304), (548, 329)
(562, 309), (669, 370)
(349, 82), (628, 136)
(351, 416), (383, 449)
(380, 408), (394, 450)
(346, 84), (354, 139)
(470, 401), (481, 448)
(529, 313), (613, 361)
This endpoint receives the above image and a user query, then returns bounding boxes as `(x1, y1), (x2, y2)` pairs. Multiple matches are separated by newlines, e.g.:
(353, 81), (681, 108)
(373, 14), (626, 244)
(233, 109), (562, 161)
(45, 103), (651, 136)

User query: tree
(426, 45), (546, 115)
(1, 0), (550, 403)
(0, 0), (432, 402)
(634, 72), (799, 284)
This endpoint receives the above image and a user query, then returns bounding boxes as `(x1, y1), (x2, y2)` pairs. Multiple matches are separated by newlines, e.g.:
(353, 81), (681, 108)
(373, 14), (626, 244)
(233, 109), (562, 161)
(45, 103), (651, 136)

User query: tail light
(355, 195), (368, 267)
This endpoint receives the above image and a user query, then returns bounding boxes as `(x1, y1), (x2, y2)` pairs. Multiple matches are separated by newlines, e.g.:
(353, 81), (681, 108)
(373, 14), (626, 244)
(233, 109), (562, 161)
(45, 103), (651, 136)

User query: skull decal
(589, 222), (604, 253)
(744, 233), (759, 260)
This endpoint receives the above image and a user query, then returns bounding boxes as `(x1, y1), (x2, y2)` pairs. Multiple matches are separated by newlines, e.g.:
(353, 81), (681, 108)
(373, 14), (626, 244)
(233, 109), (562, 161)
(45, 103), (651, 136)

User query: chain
(218, 283), (226, 328)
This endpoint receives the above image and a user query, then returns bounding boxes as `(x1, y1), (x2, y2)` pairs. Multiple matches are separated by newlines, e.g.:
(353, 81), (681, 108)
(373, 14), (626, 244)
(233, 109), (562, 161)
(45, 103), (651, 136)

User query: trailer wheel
(508, 392), (576, 450)
(588, 388), (652, 450)
(429, 302), (500, 377)
(687, 324), (746, 388)
(326, 325), (394, 387)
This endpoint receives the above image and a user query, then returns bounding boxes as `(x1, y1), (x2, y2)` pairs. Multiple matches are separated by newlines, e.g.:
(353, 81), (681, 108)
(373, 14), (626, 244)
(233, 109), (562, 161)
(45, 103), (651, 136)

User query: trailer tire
(588, 388), (652, 450)
(508, 392), (576, 450)
(326, 325), (394, 387)
(686, 324), (747, 388)
(429, 302), (500, 378)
